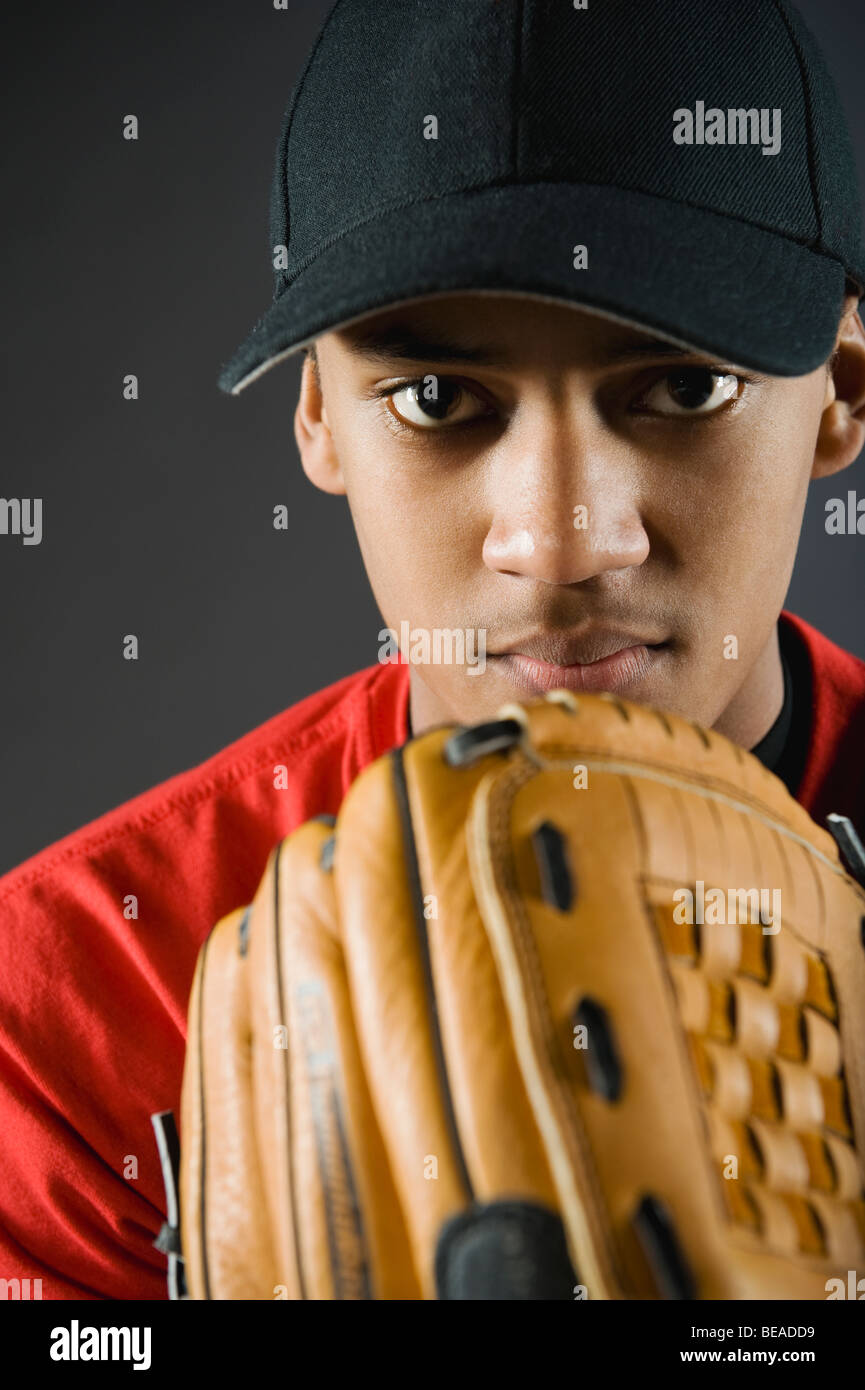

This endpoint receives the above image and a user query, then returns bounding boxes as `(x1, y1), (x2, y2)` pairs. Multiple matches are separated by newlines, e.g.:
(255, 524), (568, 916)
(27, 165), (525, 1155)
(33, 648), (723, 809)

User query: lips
(496, 629), (665, 667)
(489, 627), (668, 695)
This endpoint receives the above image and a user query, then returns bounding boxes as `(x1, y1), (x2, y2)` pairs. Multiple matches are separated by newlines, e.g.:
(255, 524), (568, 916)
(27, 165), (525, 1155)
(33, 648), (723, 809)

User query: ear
(812, 296), (865, 480)
(293, 350), (346, 496)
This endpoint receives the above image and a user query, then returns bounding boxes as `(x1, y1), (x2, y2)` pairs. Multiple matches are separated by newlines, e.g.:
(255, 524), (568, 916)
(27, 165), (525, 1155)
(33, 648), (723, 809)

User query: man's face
(309, 293), (833, 738)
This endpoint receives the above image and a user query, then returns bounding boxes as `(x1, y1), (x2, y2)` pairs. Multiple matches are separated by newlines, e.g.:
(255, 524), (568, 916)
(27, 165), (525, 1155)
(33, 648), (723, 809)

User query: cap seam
(276, 0), (349, 298)
(770, 0), (824, 253)
(512, 0), (526, 178)
(277, 176), (842, 294)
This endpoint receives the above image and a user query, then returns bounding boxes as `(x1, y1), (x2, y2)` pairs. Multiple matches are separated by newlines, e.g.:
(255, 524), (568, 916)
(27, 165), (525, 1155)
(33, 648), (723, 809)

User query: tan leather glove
(177, 690), (865, 1300)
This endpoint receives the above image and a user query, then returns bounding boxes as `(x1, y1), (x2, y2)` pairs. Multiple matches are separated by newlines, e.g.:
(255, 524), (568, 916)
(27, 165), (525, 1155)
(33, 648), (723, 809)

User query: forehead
(331, 292), (702, 370)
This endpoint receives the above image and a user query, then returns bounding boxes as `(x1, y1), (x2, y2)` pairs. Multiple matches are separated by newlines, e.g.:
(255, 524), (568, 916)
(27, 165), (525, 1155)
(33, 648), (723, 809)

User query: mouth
(488, 630), (670, 695)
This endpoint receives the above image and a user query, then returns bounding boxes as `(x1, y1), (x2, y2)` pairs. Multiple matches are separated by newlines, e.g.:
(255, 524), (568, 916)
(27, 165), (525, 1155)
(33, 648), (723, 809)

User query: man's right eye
(387, 378), (491, 429)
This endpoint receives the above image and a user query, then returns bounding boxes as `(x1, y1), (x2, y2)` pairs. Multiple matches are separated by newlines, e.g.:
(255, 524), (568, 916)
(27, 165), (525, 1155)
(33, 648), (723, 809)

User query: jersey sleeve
(0, 853), (194, 1299)
(0, 663), (399, 1300)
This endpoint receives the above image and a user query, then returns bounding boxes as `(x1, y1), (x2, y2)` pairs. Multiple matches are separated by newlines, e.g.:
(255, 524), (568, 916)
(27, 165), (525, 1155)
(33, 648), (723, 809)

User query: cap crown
(269, 0), (864, 299)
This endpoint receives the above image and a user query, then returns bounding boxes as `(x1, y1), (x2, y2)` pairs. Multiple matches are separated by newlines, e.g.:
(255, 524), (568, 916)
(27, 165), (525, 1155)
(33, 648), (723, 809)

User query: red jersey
(0, 612), (862, 1300)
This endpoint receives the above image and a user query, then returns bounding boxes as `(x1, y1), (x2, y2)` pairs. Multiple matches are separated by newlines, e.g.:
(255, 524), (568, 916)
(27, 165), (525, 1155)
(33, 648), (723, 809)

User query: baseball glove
(172, 690), (865, 1300)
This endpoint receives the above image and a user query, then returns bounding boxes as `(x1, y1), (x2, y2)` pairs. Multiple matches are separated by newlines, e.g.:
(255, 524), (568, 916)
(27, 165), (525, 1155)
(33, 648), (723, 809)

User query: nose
(481, 411), (650, 585)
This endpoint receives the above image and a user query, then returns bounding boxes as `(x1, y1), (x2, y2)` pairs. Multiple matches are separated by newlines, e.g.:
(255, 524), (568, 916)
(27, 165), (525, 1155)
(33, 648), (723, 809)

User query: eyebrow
(344, 326), (509, 366)
(342, 322), (696, 368)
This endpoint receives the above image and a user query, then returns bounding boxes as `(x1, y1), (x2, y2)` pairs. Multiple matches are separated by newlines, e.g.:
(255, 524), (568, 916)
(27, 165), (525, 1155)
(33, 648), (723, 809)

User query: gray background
(1, 0), (862, 876)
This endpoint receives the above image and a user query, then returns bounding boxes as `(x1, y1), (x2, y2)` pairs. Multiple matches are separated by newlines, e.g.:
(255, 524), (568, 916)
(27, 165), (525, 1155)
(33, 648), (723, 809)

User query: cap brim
(218, 181), (847, 394)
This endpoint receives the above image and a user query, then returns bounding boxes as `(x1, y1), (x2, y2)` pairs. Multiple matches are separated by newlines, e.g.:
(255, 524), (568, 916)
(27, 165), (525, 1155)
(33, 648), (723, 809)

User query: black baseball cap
(218, 0), (865, 395)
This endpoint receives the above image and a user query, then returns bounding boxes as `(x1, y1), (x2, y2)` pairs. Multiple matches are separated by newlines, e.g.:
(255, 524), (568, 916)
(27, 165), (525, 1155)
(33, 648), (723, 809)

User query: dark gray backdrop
(1, 0), (863, 876)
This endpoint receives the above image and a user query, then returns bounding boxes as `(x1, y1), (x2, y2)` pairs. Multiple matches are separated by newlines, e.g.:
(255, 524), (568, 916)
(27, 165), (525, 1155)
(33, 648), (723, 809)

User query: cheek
(664, 411), (815, 574)
(331, 421), (476, 615)
(653, 407), (820, 667)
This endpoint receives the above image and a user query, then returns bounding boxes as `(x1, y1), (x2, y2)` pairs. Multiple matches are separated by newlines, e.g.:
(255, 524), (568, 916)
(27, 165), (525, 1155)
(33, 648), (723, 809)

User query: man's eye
(639, 367), (742, 415)
(387, 378), (489, 429)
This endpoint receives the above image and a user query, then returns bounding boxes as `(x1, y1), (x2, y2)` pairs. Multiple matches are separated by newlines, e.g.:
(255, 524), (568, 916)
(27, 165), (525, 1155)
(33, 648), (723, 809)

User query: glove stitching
(530, 745), (863, 889)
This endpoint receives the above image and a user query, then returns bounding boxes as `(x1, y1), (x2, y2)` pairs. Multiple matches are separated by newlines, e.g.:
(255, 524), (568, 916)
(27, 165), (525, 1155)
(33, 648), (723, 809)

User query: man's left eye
(640, 367), (741, 415)
(387, 379), (489, 428)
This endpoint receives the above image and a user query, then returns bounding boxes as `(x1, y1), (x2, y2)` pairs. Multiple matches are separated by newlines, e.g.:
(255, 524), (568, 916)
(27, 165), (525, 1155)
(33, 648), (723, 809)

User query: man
(1, 0), (863, 1300)
(295, 291), (865, 826)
